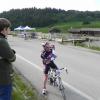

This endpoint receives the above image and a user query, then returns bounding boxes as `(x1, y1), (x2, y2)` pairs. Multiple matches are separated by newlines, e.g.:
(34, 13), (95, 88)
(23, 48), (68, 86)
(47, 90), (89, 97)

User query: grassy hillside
(36, 21), (100, 33)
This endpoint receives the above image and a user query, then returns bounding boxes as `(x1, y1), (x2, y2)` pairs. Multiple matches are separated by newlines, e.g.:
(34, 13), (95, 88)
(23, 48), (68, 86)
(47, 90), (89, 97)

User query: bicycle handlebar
(58, 67), (68, 74)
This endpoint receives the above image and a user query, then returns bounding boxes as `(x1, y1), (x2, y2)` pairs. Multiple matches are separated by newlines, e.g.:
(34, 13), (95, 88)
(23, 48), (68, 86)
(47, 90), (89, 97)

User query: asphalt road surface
(8, 36), (100, 100)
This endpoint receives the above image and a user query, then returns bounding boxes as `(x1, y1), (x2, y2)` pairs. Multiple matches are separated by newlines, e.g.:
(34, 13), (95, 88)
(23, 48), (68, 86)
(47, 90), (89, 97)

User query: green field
(36, 21), (100, 33)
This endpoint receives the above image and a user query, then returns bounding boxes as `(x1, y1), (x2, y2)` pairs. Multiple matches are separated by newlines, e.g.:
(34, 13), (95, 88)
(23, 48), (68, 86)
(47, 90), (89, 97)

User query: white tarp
(23, 26), (32, 30)
(14, 26), (24, 31)
(14, 26), (35, 31)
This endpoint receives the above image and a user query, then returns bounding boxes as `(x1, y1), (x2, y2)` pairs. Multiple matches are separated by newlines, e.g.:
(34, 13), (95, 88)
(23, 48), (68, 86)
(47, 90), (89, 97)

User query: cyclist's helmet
(42, 42), (50, 47)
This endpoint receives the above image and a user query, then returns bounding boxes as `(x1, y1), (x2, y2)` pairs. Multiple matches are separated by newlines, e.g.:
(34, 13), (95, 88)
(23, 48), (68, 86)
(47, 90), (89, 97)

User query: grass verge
(12, 73), (38, 100)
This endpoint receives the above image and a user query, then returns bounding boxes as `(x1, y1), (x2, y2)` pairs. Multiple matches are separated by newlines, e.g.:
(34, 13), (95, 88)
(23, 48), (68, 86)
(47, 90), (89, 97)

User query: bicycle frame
(48, 67), (68, 100)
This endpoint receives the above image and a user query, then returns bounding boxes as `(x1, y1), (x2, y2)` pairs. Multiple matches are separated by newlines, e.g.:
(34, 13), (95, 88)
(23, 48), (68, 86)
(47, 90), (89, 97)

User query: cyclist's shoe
(42, 89), (47, 95)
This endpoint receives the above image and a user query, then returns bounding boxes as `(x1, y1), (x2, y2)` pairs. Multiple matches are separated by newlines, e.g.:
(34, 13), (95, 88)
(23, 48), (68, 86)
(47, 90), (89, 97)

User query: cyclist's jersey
(41, 49), (56, 65)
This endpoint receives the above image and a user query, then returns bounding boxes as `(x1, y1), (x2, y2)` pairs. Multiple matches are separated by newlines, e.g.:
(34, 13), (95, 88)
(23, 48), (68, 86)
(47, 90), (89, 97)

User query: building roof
(68, 28), (100, 34)
(80, 28), (100, 32)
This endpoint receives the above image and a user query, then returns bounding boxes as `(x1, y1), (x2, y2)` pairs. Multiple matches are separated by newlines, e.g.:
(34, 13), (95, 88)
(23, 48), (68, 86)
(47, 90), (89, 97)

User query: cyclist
(41, 42), (58, 94)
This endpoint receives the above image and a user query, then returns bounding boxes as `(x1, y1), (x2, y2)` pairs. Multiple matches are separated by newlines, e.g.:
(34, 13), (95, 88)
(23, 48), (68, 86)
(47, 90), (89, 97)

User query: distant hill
(0, 7), (100, 30)
(36, 21), (100, 33)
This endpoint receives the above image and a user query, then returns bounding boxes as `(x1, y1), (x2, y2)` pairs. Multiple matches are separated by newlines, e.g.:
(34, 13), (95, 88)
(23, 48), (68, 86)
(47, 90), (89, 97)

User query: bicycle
(48, 67), (68, 100)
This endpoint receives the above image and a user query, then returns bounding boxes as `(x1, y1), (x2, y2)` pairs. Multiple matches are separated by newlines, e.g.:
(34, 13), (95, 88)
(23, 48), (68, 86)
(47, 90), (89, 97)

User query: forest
(0, 7), (100, 30)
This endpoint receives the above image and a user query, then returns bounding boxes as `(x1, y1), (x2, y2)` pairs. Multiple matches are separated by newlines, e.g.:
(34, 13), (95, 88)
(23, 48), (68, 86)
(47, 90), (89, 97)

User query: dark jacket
(0, 33), (16, 85)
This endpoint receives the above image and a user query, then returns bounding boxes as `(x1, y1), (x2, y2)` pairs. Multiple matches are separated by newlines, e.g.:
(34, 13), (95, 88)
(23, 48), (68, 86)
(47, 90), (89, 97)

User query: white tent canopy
(14, 26), (24, 31)
(14, 26), (35, 31)
(23, 26), (32, 30)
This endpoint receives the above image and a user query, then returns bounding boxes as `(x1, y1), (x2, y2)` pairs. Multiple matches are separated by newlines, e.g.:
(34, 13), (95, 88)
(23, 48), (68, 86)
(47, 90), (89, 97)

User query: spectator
(0, 18), (16, 100)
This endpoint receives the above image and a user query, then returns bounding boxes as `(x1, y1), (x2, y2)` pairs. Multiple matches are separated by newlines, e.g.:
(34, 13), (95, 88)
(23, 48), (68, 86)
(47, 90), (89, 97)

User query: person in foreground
(41, 42), (58, 94)
(0, 18), (16, 100)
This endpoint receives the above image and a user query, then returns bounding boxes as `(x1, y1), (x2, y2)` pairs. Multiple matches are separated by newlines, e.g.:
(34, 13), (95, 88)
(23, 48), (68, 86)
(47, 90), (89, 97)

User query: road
(8, 36), (100, 100)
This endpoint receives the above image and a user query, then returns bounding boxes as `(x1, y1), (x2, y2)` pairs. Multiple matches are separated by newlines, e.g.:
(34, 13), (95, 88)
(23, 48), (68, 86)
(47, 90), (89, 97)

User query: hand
(64, 67), (68, 74)
(44, 59), (50, 64)
(45, 60), (51, 64)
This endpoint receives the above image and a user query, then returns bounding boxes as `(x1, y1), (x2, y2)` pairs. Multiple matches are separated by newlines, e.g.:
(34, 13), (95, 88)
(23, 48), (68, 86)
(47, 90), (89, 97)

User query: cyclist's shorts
(44, 61), (58, 74)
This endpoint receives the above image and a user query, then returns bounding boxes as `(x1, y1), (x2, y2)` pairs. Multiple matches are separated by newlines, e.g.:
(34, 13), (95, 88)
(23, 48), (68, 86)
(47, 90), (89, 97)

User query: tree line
(0, 7), (100, 29)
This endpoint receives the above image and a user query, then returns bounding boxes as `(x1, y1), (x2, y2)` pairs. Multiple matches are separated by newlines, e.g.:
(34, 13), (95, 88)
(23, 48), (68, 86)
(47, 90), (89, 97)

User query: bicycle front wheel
(58, 78), (66, 100)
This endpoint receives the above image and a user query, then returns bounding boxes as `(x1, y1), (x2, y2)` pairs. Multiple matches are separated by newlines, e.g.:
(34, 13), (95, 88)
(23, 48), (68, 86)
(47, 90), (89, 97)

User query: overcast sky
(0, 0), (100, 13)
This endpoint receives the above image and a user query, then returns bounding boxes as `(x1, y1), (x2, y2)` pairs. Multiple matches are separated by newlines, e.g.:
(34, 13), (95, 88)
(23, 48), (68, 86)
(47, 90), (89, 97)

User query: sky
(0, 0), (100, 13)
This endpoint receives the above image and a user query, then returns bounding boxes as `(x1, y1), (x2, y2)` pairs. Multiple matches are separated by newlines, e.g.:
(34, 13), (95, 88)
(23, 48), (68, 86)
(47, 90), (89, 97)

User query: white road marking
(63, 81), (93, 100)
(16, 54), (42, 71)
(16, 54), (94, 100)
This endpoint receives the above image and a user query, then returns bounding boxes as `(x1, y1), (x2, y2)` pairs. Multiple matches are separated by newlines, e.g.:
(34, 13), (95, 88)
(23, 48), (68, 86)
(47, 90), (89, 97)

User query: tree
(82, 21), (91, 25)
(82, 16), (92, 25)
(49, 27), (61, 33)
